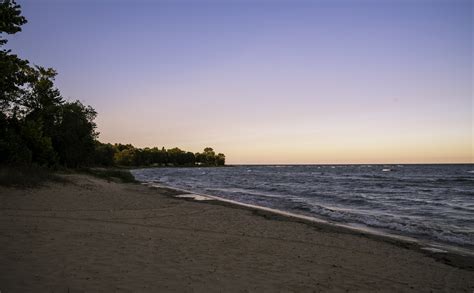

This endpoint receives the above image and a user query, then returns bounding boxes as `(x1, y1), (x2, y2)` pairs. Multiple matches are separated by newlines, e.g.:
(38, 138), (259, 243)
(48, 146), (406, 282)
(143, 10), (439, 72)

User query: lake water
(132, 164), (474, 250)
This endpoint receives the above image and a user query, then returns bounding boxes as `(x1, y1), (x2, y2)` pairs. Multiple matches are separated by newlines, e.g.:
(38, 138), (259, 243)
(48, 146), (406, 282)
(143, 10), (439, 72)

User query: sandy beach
(1, 174), (473, 292)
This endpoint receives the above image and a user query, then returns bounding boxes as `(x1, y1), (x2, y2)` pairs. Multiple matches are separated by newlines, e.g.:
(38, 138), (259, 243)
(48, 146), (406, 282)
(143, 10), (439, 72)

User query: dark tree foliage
(93, 142), (115, 166)
(53, 101), (97, 167)
(195, 147), (225, 166)
(0, 0), (30, 112)
(0, 0), (26, 38)
(93, 144), (224, 167)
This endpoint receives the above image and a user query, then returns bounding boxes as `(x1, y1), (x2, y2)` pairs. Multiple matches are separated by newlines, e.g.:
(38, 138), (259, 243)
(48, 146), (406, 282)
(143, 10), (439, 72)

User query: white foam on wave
(174, 194), (212, 201)
(422, 247), (447, 253)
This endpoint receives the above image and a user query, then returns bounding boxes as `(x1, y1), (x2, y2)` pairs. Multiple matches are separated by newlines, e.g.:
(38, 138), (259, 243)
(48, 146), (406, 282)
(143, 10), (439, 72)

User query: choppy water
(132, 164), (474, 249)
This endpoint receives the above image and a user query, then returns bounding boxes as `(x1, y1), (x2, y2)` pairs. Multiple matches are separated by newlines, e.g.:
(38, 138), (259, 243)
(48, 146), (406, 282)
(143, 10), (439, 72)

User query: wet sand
(1, 174), (473, 292)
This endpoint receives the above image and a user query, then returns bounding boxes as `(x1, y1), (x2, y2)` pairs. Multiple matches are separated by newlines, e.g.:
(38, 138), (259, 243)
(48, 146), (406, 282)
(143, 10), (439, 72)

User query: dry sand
(0, 174), (473, 292)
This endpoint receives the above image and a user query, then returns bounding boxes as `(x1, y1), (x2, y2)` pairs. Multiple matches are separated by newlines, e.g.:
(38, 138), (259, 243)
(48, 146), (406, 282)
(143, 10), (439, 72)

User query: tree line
(96, 144), (225, 167)
(0, 1), (225, 169)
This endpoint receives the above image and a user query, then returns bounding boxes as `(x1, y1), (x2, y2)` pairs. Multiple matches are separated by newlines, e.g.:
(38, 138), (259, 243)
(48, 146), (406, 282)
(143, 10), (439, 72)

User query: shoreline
(131, 164), (474, 255)
(1, 173), (473, 291)
(144, 182), (474, 270)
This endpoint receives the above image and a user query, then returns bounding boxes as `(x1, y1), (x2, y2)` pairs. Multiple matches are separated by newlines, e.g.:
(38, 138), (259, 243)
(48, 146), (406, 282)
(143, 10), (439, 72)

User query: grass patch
(0, 165), (67, 187)
(80, 168), (137, 183)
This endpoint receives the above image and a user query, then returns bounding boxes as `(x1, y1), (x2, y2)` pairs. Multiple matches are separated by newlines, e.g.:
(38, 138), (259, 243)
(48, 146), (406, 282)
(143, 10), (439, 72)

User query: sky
(7, 0), (473, 164)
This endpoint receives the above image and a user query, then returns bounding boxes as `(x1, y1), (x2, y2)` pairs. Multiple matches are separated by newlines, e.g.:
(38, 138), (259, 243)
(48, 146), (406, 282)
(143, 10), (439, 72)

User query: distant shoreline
(124, 162), (474, 170)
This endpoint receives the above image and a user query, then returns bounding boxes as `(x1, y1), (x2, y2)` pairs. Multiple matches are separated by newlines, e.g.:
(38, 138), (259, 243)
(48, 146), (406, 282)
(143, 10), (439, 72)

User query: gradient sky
(7, 0), (473, 164)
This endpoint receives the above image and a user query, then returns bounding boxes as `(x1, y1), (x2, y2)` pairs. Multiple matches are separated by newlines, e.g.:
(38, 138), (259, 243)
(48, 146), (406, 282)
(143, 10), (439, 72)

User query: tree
(216, 153), (225, 166)
(0, 0), (31, 115)
(194, 147), (225, 166)
(20, 119), (56, 166)
(184, 151), (196, 166)
(93, 142), (116, 166)
(114, 148), (135, 166)
(0, 0), (26, 40)
(1, 1), (98, 168)
(149, 147), (165, 166)
(21, 67), (64, 156)
(203, 147), (216, 165)
(0, 115), (31, 165)
(167, 147), (184, 166)
(53, 101), (97, 168)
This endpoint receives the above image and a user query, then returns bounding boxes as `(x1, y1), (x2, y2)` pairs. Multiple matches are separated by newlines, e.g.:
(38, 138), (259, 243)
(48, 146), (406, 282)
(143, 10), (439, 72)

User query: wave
(206, 187), (285, 199)
(131, 164), (474, 249)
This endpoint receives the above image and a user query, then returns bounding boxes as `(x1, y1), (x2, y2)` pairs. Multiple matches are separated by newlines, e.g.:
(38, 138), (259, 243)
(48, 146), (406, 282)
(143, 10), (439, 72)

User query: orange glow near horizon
(97, 111), (473, 164)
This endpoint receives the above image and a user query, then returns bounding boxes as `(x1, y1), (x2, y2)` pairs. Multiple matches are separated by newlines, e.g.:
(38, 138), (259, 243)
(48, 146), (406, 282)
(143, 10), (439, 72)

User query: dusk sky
(8, 0), (472, 164)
